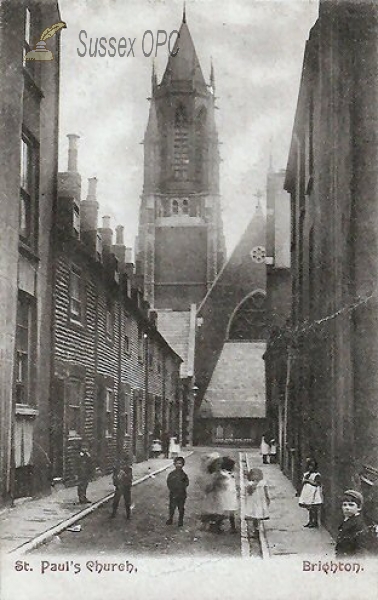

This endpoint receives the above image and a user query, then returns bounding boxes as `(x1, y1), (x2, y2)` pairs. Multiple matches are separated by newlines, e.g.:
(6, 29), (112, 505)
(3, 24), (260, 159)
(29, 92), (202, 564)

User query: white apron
(298, 471), (323, 506)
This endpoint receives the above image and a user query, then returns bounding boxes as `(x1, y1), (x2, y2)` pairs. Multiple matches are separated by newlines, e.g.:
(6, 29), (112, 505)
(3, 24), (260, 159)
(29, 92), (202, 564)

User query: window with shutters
(67, 380), (82, 438)
(69, 265), (82, 323)
(105, 389), (114, 437)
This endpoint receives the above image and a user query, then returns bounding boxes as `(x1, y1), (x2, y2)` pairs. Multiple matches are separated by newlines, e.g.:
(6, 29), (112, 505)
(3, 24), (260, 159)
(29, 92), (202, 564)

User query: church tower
(136, 9), (226, 310)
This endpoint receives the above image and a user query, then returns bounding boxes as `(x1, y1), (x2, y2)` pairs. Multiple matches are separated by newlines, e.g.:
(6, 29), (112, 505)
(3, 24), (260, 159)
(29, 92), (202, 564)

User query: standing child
(166, 456), (189, 527)
(111, 458), (133, 519)
(260, 435), (270, 464)
(77, 444), (94, 504)
(269, 439), (277, 464)
(298, 458), (323, 528)
(245, 467), (270, 538)
(335, 490), (372, 557)
(218, 456), (238, 533)
(198, 452), (225, 533)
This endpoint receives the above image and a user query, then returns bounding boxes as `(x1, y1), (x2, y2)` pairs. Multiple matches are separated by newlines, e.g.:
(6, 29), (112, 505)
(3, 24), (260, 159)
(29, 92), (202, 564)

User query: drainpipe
(143, 332), (149, 459)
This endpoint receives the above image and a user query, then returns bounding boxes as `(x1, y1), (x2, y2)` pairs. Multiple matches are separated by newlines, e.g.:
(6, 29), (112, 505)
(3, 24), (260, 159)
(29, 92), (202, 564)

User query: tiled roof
(156, 309), (192, 378)
(200, 341), (266, 419)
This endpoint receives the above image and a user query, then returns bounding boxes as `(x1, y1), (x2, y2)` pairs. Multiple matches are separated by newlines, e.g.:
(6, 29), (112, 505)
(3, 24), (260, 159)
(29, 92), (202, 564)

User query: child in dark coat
(77, 444), (94, 504)
(166, 456), (189, 527)
(111, 458), (133, 519)
(335, 490), (372, 557)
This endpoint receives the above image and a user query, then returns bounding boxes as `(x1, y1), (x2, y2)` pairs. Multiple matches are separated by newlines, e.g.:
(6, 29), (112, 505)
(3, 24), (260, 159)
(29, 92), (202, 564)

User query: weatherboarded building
(51, 138), (182, 484)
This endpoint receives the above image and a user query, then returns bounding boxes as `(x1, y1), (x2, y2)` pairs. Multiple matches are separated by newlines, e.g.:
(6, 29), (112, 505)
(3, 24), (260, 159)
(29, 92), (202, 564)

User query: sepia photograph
(1, 0), (378, 598)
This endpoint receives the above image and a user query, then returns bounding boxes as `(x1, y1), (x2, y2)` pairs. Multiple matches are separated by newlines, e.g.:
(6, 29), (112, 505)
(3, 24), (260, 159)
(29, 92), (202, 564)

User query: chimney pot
(87, 177), (98, 200)
(115, 225), (124, 245)
(67, 134), (80, 172)
(102, 215), (111, 229)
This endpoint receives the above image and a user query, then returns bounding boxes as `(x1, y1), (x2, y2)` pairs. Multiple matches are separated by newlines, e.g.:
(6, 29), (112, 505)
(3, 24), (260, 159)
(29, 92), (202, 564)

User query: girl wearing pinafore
(245, 468), (270, 537)
(298, 458), (323, 528)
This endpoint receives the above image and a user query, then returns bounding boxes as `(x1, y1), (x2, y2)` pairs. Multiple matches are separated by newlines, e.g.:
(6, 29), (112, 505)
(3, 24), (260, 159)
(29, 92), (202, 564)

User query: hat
(343, 489), (363, 508)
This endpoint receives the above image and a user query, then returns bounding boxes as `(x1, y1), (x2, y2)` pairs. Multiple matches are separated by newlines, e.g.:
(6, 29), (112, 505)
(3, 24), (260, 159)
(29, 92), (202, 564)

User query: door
(51, 378), (64, 478)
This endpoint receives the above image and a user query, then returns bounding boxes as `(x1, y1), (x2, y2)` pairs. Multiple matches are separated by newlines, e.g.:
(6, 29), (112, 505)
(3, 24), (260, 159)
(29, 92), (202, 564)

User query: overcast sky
(58, 0), (318, 255)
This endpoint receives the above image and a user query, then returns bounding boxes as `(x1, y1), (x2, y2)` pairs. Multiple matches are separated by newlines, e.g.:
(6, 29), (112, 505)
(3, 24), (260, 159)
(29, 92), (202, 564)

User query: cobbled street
(36, 449), (252, 557)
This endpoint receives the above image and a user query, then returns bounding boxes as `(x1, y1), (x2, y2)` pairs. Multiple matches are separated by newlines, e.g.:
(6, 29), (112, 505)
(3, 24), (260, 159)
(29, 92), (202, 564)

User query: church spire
(183, 1), (186, 23)
(160, 11), (207, 90)
(210, 58), (215, 93)
(151, 59), (157, 94)
(254, 190), (264, 214)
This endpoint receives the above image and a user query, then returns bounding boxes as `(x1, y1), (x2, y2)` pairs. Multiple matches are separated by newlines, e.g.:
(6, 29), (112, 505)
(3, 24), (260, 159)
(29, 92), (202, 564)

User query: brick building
(272, 0), (378, 533)
(51, 138), (182, 483)
(0, 0), (61, 503)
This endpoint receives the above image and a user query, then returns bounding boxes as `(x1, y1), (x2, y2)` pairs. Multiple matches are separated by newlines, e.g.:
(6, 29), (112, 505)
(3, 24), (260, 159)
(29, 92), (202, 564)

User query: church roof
(199, 342), (266, 419)
(160, 18), (207, 89)
(155, 306), (196, 378)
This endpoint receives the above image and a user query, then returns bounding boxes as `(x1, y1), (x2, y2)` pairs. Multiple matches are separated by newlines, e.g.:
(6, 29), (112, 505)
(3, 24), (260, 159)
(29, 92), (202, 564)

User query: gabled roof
(161, 19), (207, 89)
(156, 306), (196, 378)
(199, 341), (266, 419)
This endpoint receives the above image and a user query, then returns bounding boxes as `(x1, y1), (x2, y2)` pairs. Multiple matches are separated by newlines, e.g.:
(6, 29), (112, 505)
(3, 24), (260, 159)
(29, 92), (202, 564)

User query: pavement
(0, 452), (192, 556)
(0, 447), (336, 558)
(245, 449), (335, 558)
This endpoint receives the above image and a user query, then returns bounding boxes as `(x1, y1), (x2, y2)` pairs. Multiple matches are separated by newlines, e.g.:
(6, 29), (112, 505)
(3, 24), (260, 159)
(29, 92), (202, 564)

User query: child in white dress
(218, 456), (238, 533)
(245, 467), (270, 537)
(298, 458), (323, 528)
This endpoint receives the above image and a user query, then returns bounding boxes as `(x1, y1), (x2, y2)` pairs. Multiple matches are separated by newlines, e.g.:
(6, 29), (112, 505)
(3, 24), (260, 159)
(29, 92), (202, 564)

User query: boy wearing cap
(166, 456), (189, 527)
(335, 490), (371, 557)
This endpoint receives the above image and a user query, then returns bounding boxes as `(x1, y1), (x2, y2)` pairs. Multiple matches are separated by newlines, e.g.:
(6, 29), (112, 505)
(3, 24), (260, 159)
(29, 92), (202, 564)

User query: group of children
(87, 446), (374, 557)
(298, 457), (376, 556)
(109, 452), (271, 534)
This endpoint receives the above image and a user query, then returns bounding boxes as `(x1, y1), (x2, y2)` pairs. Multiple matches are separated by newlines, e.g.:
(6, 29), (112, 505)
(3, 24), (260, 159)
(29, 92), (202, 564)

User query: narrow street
(36, 449), (255, 557)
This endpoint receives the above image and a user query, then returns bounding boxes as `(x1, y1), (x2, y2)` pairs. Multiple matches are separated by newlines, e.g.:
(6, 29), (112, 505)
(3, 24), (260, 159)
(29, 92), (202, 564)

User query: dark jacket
(77, 451), (94, 481)
(113, 465), (132, 489)
(335, 513), (372, 557)
(167, 469), (189, 498)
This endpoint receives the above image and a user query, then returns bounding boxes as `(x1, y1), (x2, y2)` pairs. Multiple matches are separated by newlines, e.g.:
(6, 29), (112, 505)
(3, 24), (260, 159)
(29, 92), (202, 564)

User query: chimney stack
(67, 134), (80, 172)
(125, 247), (133, 264)
(98, 215), (113, 248)
(80, 177), (99, 232)
(58, 134), (81, 199)
(115, 225), (124, 245)
(87, 176), (98, 201)
(113, 225), (126, 272)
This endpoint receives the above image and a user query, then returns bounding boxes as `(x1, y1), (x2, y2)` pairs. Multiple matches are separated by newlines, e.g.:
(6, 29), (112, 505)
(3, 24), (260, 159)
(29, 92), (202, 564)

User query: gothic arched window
(173, 105), (189, 181)
(182, 198), (189, 214)
(228, 292), (267, 341)
(195, 108), (207, 185)
(172, 199), (179, 214)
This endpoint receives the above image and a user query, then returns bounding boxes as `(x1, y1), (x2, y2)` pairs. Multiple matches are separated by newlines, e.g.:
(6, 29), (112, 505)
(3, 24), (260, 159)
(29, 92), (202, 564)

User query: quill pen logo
(25, 21), (67, 61)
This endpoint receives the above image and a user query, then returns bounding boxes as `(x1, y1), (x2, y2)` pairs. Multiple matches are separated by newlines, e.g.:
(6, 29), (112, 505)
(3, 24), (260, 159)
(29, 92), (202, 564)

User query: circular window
(250, 246), (266, 263)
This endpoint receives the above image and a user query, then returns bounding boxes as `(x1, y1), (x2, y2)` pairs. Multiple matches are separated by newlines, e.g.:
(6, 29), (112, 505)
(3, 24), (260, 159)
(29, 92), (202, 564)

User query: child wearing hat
(166, 456), (189, 527)
(335, 490), (371, 557)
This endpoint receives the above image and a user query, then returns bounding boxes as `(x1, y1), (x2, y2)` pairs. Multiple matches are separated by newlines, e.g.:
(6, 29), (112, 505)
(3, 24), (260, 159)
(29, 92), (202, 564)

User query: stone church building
(136, 9), (291, 445)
